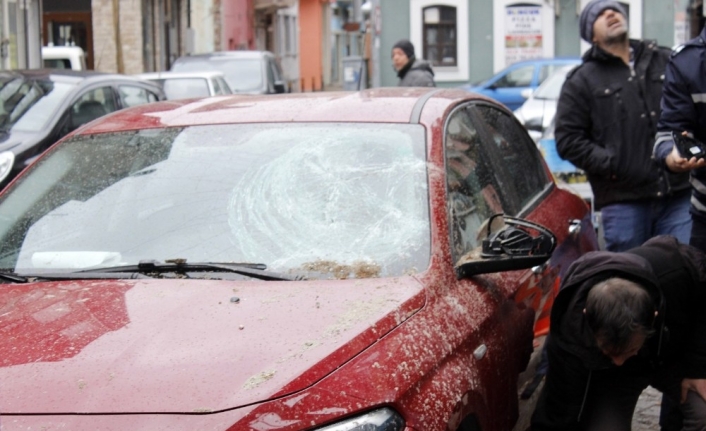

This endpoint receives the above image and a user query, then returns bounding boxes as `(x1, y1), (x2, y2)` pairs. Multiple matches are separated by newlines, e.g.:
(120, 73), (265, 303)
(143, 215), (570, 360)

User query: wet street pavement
(633, 386), (661, 431)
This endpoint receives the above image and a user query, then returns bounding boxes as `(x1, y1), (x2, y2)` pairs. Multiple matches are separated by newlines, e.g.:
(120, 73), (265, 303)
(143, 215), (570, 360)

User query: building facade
(376, 0), (703, 88)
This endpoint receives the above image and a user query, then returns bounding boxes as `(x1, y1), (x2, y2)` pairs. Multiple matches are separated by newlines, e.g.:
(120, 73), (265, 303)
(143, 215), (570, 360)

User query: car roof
(0, 69), (166, 96)
(173, 51), (273, 62)
(1, 69), (155, 84)
(79, 87), (490, 134)
(136, 71), (226, 80)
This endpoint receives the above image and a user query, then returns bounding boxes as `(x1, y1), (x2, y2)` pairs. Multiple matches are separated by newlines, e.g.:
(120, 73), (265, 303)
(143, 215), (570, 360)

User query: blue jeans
(600, 191), (692, 252)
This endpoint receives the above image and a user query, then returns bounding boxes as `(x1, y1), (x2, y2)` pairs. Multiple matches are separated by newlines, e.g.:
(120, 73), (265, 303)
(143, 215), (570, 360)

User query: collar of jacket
(397, 56), (416, 79)
(582, 38), (653, 65)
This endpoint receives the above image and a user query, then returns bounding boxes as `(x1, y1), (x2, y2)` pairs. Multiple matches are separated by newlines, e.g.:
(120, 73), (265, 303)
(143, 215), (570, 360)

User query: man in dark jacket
(531, 235), (706, 431)
(555, 0), (691, 252)
(654, 26), (706, 252)
(391, 39), (435, 87)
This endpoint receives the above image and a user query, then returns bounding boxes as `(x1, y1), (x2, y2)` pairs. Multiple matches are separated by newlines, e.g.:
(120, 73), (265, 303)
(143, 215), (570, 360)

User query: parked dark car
(170, 50), (287, 94)
(0, 69), (165, 188)
(0, 88), (598, 431)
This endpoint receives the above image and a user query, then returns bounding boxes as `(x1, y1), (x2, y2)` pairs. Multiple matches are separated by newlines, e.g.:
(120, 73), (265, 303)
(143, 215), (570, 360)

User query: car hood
(0, 277), (425, 414)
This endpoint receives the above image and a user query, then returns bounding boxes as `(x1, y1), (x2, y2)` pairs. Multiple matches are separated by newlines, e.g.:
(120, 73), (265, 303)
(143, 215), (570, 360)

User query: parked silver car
(135, 71), (232, 100)
(514, 64), (576, 141)
(170, 51), (287, 95)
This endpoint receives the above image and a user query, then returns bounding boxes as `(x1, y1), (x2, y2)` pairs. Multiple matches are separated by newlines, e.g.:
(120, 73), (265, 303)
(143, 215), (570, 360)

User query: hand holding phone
(673, 131), (706, 160)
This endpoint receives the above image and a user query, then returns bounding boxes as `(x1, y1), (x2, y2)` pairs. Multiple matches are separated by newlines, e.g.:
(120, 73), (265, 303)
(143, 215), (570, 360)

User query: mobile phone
(673, 132), (706, 160)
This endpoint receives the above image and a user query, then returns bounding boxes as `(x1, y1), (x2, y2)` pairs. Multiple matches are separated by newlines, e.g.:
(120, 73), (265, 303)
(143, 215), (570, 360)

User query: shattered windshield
(0, 75), (75, 132)
(0, 123), (431, 279)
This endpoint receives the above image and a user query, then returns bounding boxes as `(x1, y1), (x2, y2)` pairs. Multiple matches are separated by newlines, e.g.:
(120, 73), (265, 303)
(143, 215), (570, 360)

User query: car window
(172, 58), (264, 93)
(216, 76), (232, 94)
(533, 66), (573, 100)
(70, 87), (117, 128)
(161, 78), (211, 100)
(211, 77), (223, 95)
(493, 65), (534, 88)
(539, 64), (565, 85)
(118, 85), (159, 107)
(43, 59), (72, 69)
(445, 108), (506, 260)
(445, 105), (551, 261)
(472, 105), (550, 213)
(0, 123), (431, 278)
(0, 77), (75, 133)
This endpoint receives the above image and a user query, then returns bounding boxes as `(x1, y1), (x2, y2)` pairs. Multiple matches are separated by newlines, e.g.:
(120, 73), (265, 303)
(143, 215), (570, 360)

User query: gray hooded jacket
(397, 58), (435, 87)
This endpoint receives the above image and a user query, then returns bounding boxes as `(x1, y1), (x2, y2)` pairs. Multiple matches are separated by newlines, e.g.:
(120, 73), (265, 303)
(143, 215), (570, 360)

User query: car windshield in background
(0, 123), (430, 278)
(0, 76), (74, 133)
(161, 78), (211, 99)
(172, 59), (263, 92)
(533, 66), (573, 100)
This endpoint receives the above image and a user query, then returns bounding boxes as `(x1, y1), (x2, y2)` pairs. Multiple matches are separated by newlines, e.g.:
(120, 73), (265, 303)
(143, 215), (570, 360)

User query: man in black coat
(530, 236), (706, 431)
(555, 0), (690, 252)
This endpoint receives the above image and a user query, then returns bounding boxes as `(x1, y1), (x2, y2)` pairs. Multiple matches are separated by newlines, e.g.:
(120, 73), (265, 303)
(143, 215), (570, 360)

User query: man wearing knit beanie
(390, 39), (435, 87)
(533, 1), (697, 427)
(579, 0), (627, 43)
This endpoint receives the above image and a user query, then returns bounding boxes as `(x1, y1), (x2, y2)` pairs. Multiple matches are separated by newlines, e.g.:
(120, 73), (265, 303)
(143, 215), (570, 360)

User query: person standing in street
(654, 25), (706, 252)
(391, 39), (436, 87)
(530, 235), (706, 431)
(554, 0), (691, 252)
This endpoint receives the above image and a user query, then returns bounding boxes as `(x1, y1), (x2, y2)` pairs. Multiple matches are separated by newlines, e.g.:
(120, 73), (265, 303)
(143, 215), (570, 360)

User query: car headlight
(0, 151), (15, 183)
(316, 408), (405, 430)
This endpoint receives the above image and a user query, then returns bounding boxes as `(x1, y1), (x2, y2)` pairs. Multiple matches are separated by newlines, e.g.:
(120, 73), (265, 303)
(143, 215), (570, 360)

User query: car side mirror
(521, 88), (533, 99)
(455, 214), (556, 278)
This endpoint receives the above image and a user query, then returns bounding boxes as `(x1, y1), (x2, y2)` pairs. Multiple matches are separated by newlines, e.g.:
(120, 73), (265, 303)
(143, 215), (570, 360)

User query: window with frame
(423, 5), (457, 67)
(118, 85), (159, 108)
(494, 65), (534, 88)
(473, 104), (550, 213)
(445, 104), (551, 262)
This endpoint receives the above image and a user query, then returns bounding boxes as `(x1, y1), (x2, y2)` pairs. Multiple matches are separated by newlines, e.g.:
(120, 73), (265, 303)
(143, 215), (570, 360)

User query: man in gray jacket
(391, 39), (435, 87)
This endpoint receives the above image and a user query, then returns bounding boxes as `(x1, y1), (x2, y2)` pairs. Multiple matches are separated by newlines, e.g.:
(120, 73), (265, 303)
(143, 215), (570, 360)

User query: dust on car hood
(0, 276), (425, 414)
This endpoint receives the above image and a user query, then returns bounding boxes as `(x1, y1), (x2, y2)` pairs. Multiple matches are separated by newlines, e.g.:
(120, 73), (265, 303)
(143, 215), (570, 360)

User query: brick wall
(91, 0), (144, 73)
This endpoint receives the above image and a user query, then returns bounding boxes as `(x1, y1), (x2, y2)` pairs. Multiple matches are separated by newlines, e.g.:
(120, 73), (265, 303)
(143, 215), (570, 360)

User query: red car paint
(0, 88), (598, 430)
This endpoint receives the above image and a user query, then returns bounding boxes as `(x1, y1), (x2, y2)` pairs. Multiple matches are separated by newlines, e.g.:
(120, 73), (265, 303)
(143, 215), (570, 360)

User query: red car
(0, 88), (597, 431)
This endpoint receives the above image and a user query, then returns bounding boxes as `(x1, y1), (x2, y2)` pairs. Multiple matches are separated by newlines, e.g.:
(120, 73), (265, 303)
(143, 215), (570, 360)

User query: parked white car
(135, 71), (232, 100)
(41, 46), (86, 71)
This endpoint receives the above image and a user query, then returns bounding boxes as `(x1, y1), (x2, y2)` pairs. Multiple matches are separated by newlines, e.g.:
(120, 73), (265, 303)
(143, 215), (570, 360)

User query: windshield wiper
(0, 271), (29, 283)
(75, 260), (303, 281)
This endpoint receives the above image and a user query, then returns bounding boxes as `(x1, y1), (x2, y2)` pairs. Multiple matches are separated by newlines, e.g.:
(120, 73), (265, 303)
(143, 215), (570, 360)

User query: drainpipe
(112, 0), (124, 73)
